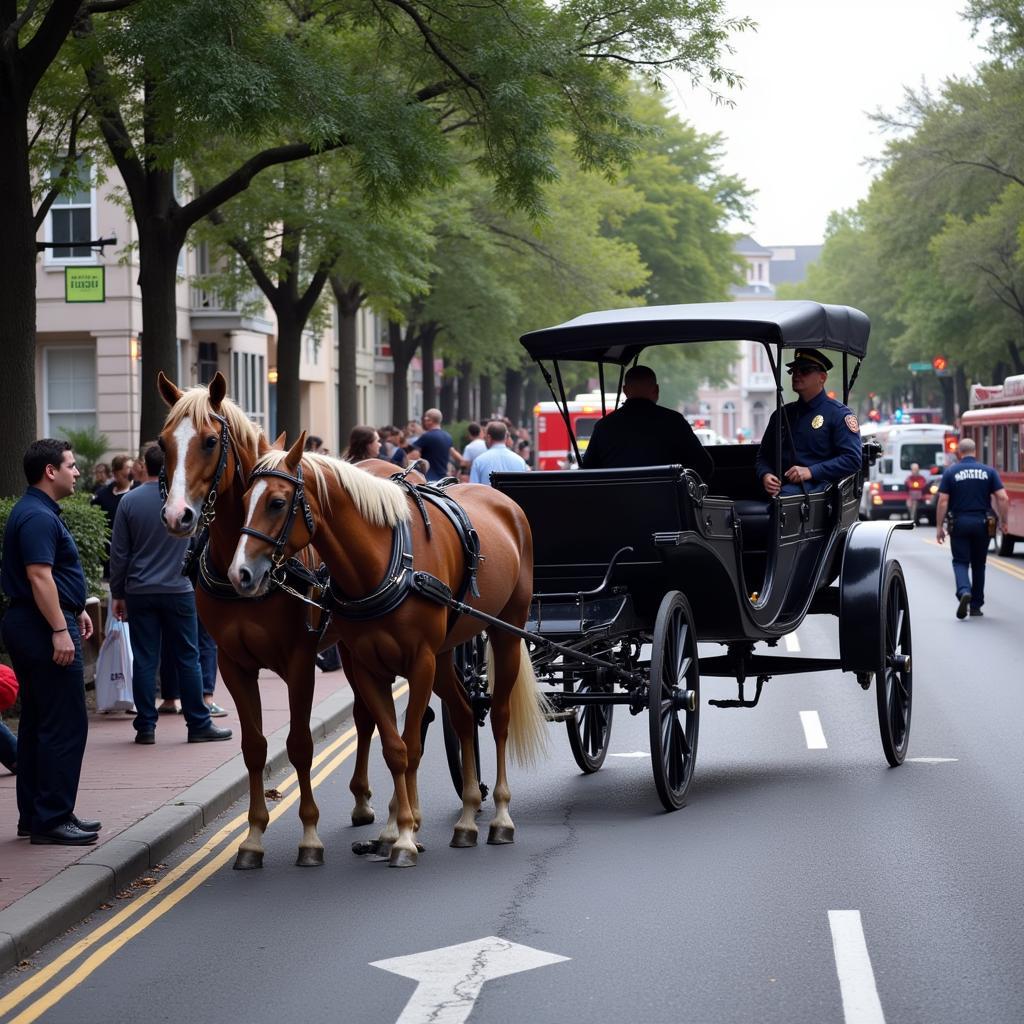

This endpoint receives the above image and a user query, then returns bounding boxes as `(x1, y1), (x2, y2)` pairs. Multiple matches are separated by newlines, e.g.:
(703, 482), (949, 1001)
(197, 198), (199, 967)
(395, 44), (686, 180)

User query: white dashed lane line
(784, 631), (801, 652)
(828, 910), (887, 1024)
(799, 710), (828, 749)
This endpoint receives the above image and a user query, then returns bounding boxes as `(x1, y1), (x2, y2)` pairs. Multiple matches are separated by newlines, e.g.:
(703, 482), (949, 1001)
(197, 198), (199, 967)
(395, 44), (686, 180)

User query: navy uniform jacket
(1, 487), (87, 614)
(754, 389), (862, 486)
(938, 457), (1003, 519)
(581, 398), (714, 480)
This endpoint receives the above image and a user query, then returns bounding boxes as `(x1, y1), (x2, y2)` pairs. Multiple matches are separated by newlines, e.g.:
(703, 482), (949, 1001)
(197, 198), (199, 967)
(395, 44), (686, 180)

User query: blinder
(159, 413), (233, 528)
(240, 463), (316, 566)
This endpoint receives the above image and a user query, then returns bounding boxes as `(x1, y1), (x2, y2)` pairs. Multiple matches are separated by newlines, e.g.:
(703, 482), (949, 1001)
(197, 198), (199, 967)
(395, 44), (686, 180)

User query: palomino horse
(228, 432), (547, 867)
(157, 372), (408, 868)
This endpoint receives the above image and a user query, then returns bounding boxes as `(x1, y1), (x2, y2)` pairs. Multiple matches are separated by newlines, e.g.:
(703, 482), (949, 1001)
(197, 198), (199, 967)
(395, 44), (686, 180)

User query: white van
(859, 423), (953, 521)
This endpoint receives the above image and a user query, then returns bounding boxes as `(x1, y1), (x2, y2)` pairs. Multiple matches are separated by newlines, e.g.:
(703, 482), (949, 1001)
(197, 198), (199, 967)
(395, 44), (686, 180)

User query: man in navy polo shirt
(1, 439), (101, 845)
(935, 437), (1009, 619)
(409, 408), (467, 482)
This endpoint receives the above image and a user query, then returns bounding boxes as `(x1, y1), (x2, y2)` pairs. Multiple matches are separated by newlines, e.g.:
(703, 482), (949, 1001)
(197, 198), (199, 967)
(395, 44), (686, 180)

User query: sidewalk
(0, 665), (356, 973)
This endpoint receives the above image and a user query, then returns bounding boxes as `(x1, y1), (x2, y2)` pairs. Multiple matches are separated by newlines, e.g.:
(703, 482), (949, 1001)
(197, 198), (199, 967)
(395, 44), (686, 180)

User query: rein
(239, 464), (316, 568)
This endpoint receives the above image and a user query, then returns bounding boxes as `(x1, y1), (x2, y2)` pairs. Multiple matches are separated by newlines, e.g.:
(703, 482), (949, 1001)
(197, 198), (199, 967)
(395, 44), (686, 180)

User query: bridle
(239, 463), (316, 569)
(159, 413), (234, 533)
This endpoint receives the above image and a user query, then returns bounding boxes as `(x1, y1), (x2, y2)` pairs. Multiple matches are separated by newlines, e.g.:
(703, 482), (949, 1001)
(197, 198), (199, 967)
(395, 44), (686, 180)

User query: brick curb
(0, 687), (356, 973)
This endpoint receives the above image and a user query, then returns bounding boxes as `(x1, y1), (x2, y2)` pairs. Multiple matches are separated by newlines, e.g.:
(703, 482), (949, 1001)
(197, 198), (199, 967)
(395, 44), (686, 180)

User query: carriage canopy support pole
(766, 342), (783, 488)
(536, 358), (583, 467)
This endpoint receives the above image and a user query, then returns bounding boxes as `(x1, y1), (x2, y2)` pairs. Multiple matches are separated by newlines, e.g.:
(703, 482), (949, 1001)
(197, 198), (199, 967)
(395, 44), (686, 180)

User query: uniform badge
(811, 415), (824, 429)
(845, 414), (859, 433)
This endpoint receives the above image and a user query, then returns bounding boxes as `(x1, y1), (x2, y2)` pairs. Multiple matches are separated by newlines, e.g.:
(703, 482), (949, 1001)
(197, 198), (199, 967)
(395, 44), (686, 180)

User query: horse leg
(285, 652), (324, 867)
(348, 662), (419, 867)
(485, 630), (519, 845)
(399, 650), (436, 838)
(434, 652), (482, 848)
(219, 658), (270, 869)
(344, 648), (376, 826)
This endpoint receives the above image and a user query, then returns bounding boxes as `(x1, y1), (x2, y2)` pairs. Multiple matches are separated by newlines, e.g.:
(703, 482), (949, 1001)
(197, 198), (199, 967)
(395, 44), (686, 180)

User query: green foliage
(0, 493), (108, 619)
(59, 426), (111, 485)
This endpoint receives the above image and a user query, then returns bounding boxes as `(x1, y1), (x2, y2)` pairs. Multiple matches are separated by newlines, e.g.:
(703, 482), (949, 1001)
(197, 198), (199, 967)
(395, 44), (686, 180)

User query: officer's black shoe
(956, 593), (971, 619)
(187, 724), (233, 743)
(17, 823), (29, 838)
(71, 814), (101, 833)
(30, 822), (99, 846)
(969, 607), (984, 617)
(135, 731), (155, 745)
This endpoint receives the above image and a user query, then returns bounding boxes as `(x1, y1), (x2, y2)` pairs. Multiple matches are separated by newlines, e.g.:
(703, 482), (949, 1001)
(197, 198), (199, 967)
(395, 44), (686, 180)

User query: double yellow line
(0, 684), (407, 1024)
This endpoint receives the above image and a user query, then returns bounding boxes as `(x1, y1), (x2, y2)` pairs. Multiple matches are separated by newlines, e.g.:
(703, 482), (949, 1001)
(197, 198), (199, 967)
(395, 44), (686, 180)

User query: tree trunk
(523, 372), (540, 428)
(505, 367), (523, 426)
(389, 321), (416, 427)
(479, 373), (492, 422)
(0, 95), (40, 495)
(421, 330), (436, 411)
(457, 360), (473, 421)
(274, 309), (304, 444)
(1006, 337), (1024, 375)
(331, 278), (362, 449)
(440, 369), (455, 423)
(136, 220), (189, 445)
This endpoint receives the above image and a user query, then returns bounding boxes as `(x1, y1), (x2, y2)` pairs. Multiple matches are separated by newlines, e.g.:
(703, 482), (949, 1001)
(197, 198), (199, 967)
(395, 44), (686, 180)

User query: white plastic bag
(95, 619), (134, 712)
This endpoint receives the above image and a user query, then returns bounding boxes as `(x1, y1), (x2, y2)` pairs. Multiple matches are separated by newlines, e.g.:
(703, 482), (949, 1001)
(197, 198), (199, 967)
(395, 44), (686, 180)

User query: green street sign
(907, 361), (933, 373)
(64, 265), (105, 303)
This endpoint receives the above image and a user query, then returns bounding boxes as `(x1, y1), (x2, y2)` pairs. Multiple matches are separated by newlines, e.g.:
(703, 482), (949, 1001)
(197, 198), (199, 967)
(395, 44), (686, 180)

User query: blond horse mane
(163, 387), (263, 454)
(253, 449), (410, 529)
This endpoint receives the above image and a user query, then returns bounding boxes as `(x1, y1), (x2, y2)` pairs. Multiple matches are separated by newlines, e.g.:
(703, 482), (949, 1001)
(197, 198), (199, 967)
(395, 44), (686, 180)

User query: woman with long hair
(344, 425), (381, 463)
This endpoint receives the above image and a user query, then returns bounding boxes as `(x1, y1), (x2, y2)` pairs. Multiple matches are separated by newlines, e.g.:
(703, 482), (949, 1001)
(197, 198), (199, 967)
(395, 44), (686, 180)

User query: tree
(0, 0), (133, 495)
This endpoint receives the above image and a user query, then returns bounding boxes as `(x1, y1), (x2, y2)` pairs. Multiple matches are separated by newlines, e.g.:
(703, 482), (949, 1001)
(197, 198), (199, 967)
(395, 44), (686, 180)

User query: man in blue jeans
(935, 437), (1010, 619)
(109, 443), (231, 744)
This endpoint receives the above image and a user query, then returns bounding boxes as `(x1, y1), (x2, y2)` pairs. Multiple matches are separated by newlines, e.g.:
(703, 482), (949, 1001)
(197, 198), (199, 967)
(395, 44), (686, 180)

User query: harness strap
(326, 520), (417, 621)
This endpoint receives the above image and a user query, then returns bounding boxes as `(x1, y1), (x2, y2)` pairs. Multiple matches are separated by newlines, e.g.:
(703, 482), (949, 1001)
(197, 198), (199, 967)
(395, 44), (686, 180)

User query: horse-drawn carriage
(443, 300), (913, 810)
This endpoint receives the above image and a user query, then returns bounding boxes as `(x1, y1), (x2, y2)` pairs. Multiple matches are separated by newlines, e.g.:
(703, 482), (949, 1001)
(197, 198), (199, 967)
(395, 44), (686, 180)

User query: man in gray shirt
(110, 443), (231, 745)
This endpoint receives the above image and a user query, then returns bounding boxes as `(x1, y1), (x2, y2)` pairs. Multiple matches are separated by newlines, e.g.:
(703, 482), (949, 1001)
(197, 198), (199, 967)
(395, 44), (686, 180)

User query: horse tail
(487, 638), (550, 767)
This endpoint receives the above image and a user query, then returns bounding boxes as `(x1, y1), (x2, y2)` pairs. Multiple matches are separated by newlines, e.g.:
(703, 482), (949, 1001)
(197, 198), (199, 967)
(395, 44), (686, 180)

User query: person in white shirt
(462, 422), (487, 467)
(469, 421), (529, 485)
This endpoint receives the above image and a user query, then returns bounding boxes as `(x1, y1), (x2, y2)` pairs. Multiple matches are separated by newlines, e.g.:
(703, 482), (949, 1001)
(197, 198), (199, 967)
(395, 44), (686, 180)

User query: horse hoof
(351, 809), (375, 827)
(296, 846), (325, 867)
(389, 846), (418, 868)
(351, 840), (379, 856)
(450, 827), (478, 848)
(487, 825), (515, 845)
(233, 849), (264, 870)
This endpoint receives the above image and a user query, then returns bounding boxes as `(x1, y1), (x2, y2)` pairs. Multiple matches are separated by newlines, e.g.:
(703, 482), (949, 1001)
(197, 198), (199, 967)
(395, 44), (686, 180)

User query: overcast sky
(666, 0), (989, 245)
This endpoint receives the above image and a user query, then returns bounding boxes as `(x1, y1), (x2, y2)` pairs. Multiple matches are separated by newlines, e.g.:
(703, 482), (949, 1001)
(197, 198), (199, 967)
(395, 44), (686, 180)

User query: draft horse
(227, 432), (548, 867)
(157, 371), (400, 869)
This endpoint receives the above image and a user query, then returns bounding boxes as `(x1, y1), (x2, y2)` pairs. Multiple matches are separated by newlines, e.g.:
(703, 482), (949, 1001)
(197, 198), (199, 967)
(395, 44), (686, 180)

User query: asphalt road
(2, 530), (1023, 1024)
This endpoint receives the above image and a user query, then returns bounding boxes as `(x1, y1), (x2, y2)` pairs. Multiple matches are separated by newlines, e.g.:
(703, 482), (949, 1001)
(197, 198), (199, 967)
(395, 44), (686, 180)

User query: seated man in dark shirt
(580, 365), (714, 480)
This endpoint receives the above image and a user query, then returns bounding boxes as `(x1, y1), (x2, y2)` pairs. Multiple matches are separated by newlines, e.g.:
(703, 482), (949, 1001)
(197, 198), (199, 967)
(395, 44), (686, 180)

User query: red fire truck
(533, 393), (617, 471)
(960, 374), (1024, 555)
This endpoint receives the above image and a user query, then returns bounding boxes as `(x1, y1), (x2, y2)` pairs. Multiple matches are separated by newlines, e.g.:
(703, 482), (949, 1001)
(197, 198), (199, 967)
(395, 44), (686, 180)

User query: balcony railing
(746, 371), (775, 389)
(190, 285), (266, 313)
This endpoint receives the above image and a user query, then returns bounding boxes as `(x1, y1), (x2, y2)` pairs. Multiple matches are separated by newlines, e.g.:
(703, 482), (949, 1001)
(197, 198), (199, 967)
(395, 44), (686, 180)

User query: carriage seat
(731, 499), (772, 552)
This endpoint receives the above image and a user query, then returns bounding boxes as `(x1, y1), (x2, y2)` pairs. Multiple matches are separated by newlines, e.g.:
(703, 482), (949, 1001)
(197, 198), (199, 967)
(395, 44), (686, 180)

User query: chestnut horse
(228, 432), (547, 867)
(157, 371), (406, 868)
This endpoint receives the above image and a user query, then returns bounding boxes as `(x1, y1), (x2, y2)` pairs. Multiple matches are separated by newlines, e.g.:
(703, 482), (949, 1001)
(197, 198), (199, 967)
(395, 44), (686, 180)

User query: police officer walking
(755, 348), (862, 496)
(1, 440), (101, 845)
(935, 437), (1010, 619)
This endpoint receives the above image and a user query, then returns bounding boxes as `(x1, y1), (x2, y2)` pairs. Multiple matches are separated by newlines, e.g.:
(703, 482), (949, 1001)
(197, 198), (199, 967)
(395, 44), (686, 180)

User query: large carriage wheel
(441, 636), (486, 800)
(565, 669), (614, 774)
(648, 591), (700, 811)
(876, 560), (912, 767)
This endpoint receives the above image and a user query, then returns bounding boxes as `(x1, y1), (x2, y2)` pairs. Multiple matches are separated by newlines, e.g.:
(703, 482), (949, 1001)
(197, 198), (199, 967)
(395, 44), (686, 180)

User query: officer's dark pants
(1, 608), (87, 833)
(950, 516), (989, 609)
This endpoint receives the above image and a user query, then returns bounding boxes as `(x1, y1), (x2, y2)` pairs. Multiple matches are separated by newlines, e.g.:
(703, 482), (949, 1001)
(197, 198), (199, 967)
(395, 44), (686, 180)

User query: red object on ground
(0, 664), (18, 711)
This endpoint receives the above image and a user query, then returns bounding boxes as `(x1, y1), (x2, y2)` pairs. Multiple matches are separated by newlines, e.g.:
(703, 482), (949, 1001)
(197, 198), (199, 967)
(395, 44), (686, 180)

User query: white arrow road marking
(829, 910), (886, 1024)
(371, 936), (569, 1024)
(784, 631), (801, 652)
(906, 757), (958, 764)
(609, 751), (649, 758)
(800, 710), (828, 749)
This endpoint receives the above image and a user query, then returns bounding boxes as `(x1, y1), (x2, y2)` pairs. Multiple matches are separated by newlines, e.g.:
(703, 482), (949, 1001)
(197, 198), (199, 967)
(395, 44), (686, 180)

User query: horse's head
(229, 432), (313, 597)
(157, 370), (258, 536)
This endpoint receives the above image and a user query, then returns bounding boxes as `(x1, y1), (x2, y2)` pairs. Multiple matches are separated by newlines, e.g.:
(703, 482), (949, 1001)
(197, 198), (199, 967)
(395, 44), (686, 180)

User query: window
(46, 158), (94, 262)
(45, 347), (96, 435)
(996, 425), (1006, 470)
(981, 426), (991, 464)
(752, 401), (767, 437)
(722, 401), (736, 439)
(1010, 425), (1020, 472)
(197, 342), (219, 385)
(231, 350), (265, 428)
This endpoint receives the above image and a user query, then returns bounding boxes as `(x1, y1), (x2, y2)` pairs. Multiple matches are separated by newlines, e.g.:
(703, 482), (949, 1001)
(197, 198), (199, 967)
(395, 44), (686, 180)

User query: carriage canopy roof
(519, 300), (870, 365)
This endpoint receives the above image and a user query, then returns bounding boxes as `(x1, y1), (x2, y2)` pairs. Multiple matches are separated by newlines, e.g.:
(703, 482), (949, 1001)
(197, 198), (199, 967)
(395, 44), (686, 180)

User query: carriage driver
(580, 365), (714, 479)
(755, 348), (862, 497)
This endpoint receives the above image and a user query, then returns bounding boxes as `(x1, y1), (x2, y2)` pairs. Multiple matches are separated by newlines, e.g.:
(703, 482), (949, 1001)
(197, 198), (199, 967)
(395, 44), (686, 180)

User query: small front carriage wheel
(565, 670), (614, 774)
(648, 591), (700, 810)
(876, 560), (912, 766)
